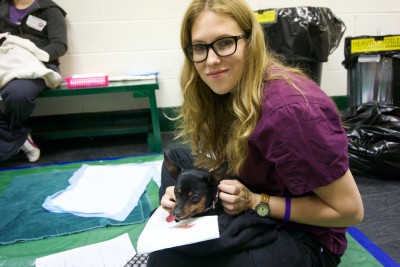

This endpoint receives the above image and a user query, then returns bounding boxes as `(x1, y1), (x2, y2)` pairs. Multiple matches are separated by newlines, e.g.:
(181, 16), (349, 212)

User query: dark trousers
(150, 145), (341, 267)
(0, 78), (46, 161)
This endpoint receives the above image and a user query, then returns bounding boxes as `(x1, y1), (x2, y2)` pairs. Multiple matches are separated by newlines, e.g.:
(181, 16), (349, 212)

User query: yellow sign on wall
(351, 36), (400, 54)
(255, 10), (277, 23)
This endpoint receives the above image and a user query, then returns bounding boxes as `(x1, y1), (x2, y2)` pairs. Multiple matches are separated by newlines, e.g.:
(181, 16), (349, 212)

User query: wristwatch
(255, 193), (271, 217)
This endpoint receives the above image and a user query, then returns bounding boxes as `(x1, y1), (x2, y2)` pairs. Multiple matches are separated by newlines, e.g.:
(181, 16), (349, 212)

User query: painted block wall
(32, 0), (400, 116)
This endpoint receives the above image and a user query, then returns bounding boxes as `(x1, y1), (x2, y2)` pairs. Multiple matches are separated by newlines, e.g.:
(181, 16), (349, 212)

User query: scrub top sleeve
(251, 102), (349, 195)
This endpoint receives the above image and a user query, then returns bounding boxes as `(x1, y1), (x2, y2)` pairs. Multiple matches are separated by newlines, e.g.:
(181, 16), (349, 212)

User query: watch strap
(260, 193), (270, 205)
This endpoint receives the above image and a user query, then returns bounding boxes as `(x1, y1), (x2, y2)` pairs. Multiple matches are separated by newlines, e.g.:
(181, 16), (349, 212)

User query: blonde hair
(176, 0), (305, 175)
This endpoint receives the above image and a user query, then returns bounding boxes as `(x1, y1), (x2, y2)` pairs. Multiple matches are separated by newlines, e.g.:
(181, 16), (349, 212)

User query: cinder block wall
(33, 0), (400, 116)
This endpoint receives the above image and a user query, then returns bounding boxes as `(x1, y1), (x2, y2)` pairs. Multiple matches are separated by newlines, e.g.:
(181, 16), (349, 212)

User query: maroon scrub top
(240, 73), (349, 255)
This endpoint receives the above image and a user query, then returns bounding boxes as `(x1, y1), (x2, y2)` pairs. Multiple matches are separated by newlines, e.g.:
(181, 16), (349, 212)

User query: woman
(149, 0), (364, 266)
(0, 0), (67, 162)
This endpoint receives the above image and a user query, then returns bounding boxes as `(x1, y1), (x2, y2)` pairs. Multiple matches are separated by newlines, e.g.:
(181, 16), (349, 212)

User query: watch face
(256, 203), (270, 217)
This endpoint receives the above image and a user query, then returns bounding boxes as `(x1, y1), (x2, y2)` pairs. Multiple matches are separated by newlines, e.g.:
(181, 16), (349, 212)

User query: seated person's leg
(0, 78), (46, 162)
(2, 79), (46, 130)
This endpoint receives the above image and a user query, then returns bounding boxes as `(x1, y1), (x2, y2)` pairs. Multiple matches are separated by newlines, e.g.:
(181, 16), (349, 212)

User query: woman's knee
(1, 79), (45, 103)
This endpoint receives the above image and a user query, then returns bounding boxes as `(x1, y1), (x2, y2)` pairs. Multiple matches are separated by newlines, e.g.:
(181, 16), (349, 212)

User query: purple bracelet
(284, 197), (291, 223)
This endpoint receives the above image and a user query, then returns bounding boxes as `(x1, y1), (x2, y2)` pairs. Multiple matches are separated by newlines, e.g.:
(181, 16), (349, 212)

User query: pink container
(65, 75), (109, 89)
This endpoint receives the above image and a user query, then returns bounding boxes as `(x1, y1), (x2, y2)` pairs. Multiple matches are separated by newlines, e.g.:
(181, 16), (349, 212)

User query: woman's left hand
(218, 179), (256, 215)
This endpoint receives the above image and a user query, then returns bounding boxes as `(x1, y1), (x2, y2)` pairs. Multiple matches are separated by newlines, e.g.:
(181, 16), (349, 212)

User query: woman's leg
(0, 79), (46, 161)
(147, 248), (254, 267)
(1, 79), (45, 130)
(147, 228), (333, 267)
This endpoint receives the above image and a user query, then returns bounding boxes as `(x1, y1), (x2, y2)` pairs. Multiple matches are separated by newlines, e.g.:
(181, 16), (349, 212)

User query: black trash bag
(258, 7), (346, 63)
(340, 102), (400, 180)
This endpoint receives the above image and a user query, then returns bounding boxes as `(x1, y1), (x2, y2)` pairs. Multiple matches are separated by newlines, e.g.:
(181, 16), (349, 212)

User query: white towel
(43, 163), (155, 221)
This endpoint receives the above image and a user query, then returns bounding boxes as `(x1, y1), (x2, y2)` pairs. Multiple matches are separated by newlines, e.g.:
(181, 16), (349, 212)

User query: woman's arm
(41, 7), (68, 61)
(288, 169), (364, 226)
(218, 169), (364, 227)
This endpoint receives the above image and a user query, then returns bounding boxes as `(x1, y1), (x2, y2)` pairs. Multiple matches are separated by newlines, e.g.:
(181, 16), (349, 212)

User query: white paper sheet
(137, 206), (220, 254)
(108, 75), (157, 81)
(150, 160), (163, 187)
(43, 163), (154, 221)
(35, 233), (136, 267)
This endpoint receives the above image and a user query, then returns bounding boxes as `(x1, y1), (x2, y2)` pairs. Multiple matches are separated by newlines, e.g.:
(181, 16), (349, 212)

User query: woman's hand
(160, 186), (176, 213)
(218, 179), (257, 215)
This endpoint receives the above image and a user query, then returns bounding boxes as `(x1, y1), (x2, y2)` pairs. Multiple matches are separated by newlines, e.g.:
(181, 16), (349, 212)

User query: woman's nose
(206, 48), (221, 65)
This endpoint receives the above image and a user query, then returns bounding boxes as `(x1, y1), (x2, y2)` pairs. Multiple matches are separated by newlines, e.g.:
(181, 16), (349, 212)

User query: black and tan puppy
(163, 153), (228, 222)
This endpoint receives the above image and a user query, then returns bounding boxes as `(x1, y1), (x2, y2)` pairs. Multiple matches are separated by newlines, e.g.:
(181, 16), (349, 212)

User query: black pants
(148, 231), (340, 267)
(0, 78), (46, 161)
(0, 64), (59, 162)
(150, 144), (341, 267)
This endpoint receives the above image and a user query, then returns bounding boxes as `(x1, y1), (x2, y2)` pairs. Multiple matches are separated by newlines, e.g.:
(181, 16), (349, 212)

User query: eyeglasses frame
(185, 35), (248, 63)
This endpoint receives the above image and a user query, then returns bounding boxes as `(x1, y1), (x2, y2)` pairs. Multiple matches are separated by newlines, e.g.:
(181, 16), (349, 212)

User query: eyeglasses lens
(187, 36), (238, 62)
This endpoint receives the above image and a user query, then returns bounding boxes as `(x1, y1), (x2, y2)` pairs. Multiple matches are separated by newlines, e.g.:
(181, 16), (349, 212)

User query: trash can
(342, 35), (400, 107)
(256, 7), (346, 85)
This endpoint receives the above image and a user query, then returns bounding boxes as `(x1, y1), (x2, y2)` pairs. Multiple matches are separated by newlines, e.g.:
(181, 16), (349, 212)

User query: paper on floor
(36, 233), (135, 267)
(137, 206), (220, 254)
(150, 160), (163, 187)
(42, 163), (155, 221)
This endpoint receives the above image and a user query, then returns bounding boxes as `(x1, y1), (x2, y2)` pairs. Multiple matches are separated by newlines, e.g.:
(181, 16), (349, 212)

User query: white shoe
(21, 134), (40, 162)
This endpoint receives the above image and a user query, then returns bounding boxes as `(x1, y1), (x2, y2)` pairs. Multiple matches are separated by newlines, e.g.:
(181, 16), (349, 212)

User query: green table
(37, 78), (162, 152)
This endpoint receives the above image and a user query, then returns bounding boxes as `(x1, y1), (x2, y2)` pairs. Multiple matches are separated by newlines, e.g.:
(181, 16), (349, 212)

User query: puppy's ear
(163, 152), (182, 179)
(208, 161), (228, 186)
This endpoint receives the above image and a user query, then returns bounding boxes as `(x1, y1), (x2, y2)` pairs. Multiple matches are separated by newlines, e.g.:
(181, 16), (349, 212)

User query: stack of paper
(108, 71), (159, 82)
(43, 163), (155, 221)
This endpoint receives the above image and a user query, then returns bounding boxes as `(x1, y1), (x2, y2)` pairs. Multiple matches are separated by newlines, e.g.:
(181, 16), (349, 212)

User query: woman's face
(190, 11), (247, 95)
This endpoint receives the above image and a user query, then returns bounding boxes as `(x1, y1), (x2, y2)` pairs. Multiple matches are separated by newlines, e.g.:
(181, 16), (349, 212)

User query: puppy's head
(164, 153), (228, 221)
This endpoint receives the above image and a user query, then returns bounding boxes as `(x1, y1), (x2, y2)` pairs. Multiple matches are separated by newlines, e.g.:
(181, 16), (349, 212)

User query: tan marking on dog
(181, 195), (207, 219)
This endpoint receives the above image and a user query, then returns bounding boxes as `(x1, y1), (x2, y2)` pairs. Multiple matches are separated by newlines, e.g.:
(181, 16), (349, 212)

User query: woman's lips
(207, 69), (228, 78)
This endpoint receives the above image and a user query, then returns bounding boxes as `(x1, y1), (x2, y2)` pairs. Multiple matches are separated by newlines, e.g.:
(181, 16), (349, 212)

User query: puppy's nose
(172, 210), (182, 218)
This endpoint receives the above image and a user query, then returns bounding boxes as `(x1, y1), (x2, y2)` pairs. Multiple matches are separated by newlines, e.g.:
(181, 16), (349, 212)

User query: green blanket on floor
(0, 155), (387, 267)
(0, 169), (153, 245)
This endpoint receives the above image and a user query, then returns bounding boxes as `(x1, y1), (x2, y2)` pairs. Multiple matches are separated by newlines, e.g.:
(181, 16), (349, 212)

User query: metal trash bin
(342, 35), (400, 107)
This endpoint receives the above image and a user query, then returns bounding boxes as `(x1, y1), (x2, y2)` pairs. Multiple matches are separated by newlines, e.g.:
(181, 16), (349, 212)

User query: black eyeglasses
(185, 35), (248, 63)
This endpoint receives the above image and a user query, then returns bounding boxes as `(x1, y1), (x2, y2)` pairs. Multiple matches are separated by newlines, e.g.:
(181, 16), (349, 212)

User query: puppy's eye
(191, 195), (199, 203)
